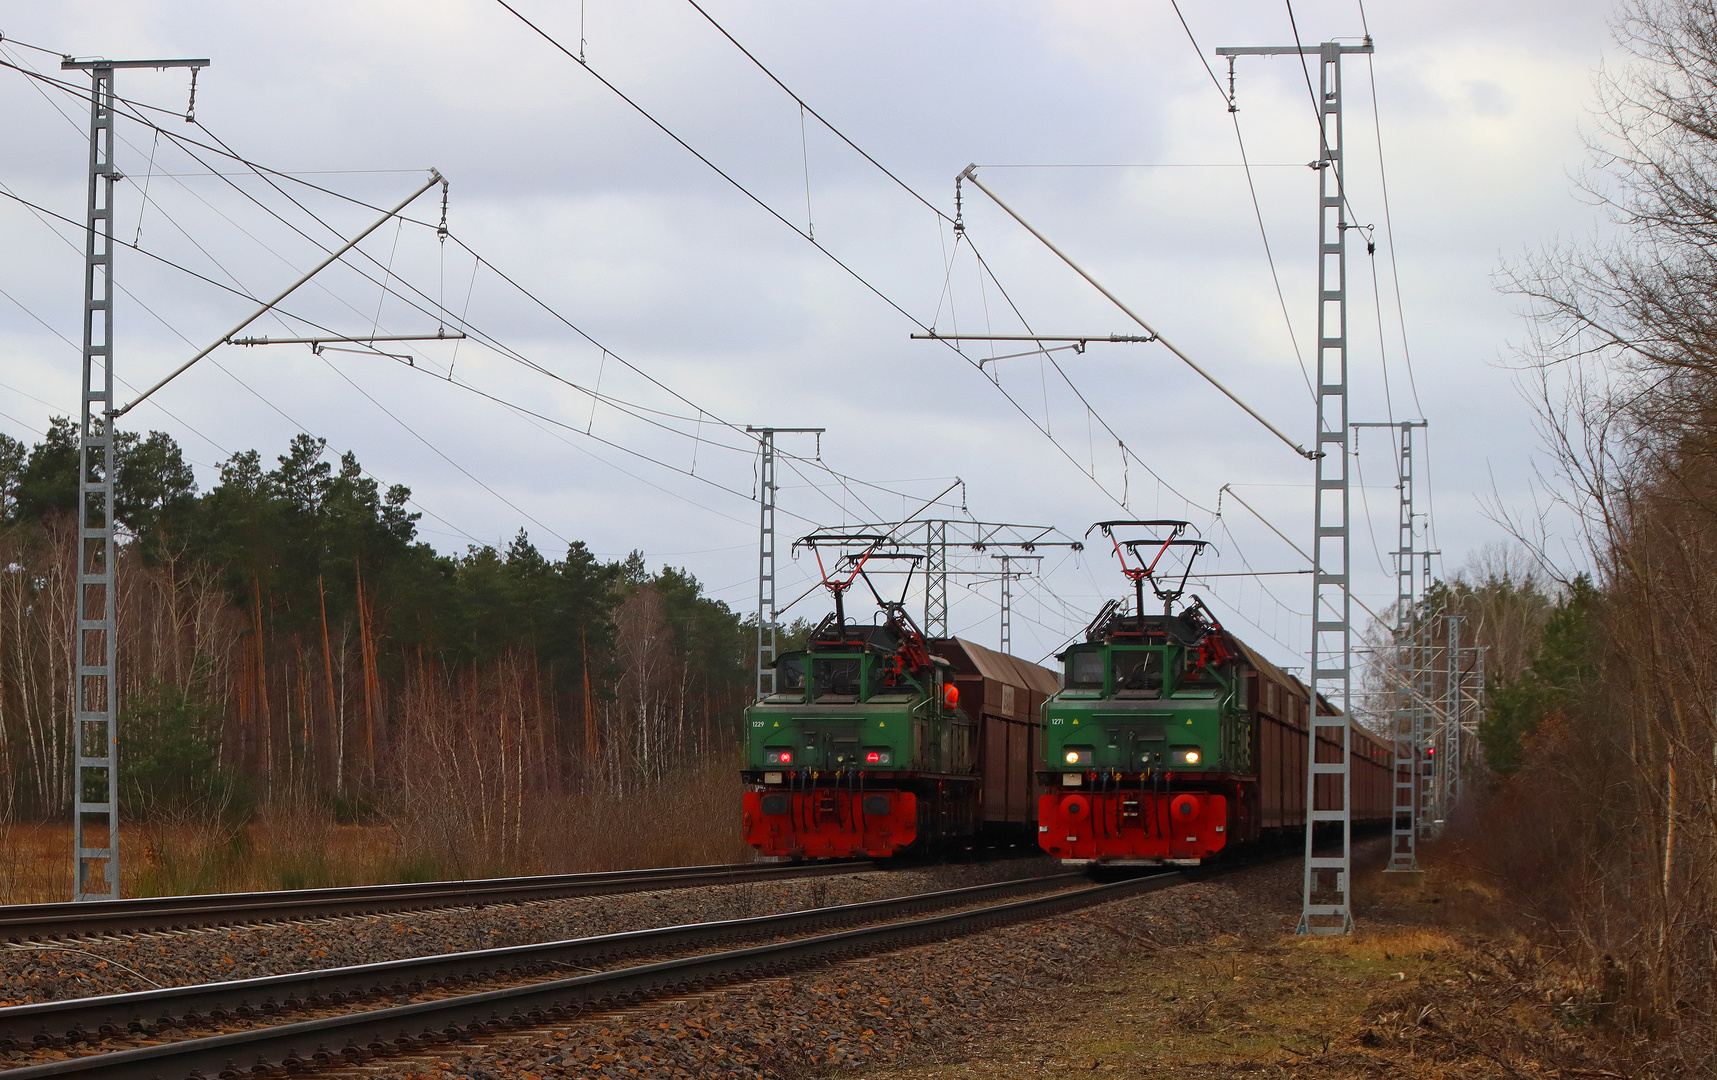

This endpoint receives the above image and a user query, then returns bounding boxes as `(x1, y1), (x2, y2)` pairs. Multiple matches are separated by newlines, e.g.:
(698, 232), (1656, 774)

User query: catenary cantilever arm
(114, 170), (446, 417)
(958, 164), (1315, 460)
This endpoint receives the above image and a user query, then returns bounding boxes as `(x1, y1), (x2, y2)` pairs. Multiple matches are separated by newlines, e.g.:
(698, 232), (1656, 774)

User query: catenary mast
(62, 55), (209, 901)
(1217, 37), (1374, 936)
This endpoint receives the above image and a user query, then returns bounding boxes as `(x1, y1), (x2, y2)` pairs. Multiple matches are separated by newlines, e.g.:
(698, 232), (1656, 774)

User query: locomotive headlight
(1171, 747), (1202, 766)
(1062, 748), (1093, 766)
(1184, 750), (1200, 764)
(1064, 751), (1079, 764)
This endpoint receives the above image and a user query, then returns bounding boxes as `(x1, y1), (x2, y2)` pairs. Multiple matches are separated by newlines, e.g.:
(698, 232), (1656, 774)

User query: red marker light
(778, 751), (791, 764)
(866, 751), (881, 764)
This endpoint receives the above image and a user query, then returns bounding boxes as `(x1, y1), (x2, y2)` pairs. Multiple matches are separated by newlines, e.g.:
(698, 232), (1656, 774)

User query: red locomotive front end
(741, 789), (918, 859)
(1036, 788), (1229, 864)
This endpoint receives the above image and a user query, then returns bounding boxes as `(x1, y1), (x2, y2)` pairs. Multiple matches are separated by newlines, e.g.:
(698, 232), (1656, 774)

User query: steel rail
(0, 861), (874, 943)
(0, 869), (1187, 1080)
(0, 873), (1085, 1052)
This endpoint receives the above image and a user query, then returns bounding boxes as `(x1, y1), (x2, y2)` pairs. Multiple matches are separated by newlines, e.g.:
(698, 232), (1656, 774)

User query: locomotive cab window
(1178, 652), (1220, 693)
(1065, 648), (1104, 691)
(867, 659), (917, 700)
(812, 657), (861, 699)
(1112, 649), (1163, 698)
(776, 656), (806, 696)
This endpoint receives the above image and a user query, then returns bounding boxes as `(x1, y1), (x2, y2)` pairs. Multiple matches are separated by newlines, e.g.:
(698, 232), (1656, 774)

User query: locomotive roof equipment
(1087, 519), (1217, 620)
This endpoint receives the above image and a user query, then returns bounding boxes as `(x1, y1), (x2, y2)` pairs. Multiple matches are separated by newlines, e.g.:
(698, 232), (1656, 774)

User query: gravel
(343, 855), (1310, 1080)
(0, 850), (1322, 1079)
(0, 857), (1057, 1007)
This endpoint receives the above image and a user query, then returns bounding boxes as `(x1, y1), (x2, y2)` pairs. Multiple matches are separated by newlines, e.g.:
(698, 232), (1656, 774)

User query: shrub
(119, 677), (254, 822)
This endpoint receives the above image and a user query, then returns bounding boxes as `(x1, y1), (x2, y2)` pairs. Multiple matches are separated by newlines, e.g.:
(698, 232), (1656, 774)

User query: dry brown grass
(533, 761), (756, 873)
(1291, 925), (1464, 964)
(0, 757), (755, 904)
(0, 817), (405, 904)
(857, 850), (1659, 1080)
(0, 820), (77, 904)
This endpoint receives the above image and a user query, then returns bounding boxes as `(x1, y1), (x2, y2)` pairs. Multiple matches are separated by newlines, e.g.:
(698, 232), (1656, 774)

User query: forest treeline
(0, 417), (759, 864)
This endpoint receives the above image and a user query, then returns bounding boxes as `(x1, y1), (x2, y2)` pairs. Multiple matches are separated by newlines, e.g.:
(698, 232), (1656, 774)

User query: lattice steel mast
(1416, 549), (1438, 838)
(1438, 612), (1466, 825)
(1220, 37), (1373, 935)
(1355, 419), (1426, 872)
(991, 552), (1042, 654)
(1457, 643), (1485, 807)
(747, 427), (822, 700)
(62, 56), (208, 901)
(925, 519), (948, 636)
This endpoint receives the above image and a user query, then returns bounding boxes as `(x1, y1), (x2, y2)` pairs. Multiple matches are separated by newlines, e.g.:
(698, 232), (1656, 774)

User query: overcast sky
(0, 0), (1616, 672)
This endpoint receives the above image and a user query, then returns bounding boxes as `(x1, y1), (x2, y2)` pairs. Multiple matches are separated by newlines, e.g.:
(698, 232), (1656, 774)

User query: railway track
(0, 863), (1230, 1080)
(0, 860), (874, 943)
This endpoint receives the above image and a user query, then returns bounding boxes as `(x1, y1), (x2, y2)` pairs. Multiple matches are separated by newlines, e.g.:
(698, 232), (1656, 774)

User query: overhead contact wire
(1165, 2), (1314, 404)
(6, 35), (991, 528)
(682, 0), (953, 225)
(1, 51), (782, 541)
(491, 0), (1166, 516)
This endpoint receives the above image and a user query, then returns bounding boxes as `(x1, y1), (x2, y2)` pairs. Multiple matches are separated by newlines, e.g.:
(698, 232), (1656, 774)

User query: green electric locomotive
(1036, 520), (1396, 865)
(740, 540), (976, 858)
(1038, 521), (1253, 865)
